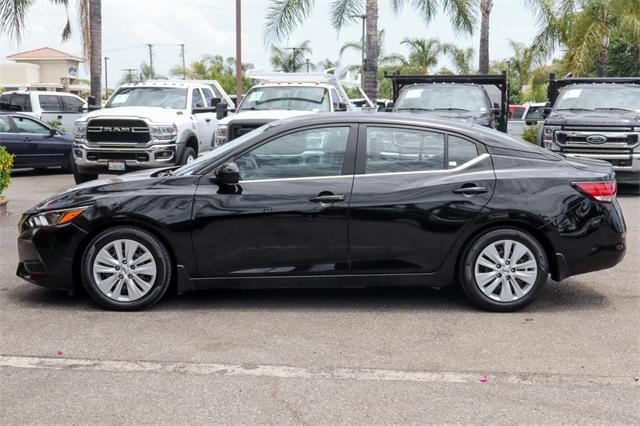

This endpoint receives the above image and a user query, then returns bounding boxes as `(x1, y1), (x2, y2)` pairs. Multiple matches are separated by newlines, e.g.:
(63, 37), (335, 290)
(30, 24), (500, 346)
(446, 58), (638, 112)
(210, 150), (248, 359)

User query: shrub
(47, 119), (63, 131)
(522, 124), (542, 145)
(0, 146), (14, 200)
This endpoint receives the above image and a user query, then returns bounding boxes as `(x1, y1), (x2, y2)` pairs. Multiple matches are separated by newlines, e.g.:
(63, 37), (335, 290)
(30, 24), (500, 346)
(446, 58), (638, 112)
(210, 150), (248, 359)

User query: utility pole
(146, 43), (154, 74)
(122, 68), (137, 84)
(104, 56), (109, 97)
(235, 0), (242, 103)
(306, 58), (310, 73)
(179, 44), (186, 79)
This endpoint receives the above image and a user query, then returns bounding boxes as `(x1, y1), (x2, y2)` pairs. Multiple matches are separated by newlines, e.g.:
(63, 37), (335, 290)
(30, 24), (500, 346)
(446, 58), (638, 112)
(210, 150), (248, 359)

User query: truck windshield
(238, 86), (331, 112)
(396, 85), (489, 112)
(555, 85), (640, 112)
(105, 87), (188, 109)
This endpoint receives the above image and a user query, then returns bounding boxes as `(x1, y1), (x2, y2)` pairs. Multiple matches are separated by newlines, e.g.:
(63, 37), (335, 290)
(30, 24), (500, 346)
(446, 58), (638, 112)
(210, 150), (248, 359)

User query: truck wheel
(180, 147), (196, 165)
(72, 162), (98, 184)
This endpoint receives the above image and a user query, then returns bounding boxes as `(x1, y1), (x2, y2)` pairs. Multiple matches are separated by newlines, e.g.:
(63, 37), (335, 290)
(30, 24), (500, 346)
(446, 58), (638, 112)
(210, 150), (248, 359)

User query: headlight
(149, 124), (178, 142)
(22, 207), (87, 230)
(543, 126), (560, 148)
(73, 123), (87, 140)
(215, 125), (228, 145)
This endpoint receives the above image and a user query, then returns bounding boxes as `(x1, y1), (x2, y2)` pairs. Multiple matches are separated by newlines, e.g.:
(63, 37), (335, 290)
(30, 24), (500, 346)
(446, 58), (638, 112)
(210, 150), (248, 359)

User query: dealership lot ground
(1, 170), (638, 424)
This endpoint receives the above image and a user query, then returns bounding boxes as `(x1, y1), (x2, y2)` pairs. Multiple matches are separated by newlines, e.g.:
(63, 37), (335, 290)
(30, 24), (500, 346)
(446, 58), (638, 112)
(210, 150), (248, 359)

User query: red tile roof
(7, 47), (83, 62)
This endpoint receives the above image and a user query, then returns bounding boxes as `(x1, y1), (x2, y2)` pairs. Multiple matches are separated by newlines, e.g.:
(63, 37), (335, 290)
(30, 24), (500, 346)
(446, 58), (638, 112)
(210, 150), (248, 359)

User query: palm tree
(442, 43), (475, 74)
(478, 0), (492, 73)
(1, 0), (102, 104)
(264, 0), (477, 101)
(401, 38), (442, 74)
(340, 29), (406, 73)
(529, 0), (640, 77)
(270, 40), (313, 73)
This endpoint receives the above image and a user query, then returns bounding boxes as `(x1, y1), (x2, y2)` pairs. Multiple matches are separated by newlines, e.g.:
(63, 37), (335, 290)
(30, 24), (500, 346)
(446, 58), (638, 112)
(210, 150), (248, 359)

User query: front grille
(86, 152), (149, 162)
(228, 122), (269, 141)
(555, 128), (639, 150)
(86, 119), (150, 143)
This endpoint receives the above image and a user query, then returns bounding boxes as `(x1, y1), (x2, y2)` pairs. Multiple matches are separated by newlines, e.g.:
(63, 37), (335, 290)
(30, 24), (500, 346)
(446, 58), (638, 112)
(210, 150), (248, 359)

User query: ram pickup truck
(540, 74), (640, 185)
(386, 72), (509, 132)
(214, 72), (372, 145)
(72, 80), (232, 183)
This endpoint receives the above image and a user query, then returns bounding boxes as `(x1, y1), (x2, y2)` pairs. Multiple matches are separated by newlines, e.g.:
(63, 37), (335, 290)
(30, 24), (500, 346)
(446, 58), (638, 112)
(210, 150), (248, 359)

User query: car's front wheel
(459, 228), (549, 312)
(81, 226), (172, 310)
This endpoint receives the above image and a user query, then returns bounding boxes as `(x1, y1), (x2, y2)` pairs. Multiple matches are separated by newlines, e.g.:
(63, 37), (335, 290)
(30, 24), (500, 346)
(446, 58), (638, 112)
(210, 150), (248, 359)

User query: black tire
(180, 146), (196, 165)
(72, 162), (98, 184)
(81, 226), (172, 311)
(458, 228), (549, 312)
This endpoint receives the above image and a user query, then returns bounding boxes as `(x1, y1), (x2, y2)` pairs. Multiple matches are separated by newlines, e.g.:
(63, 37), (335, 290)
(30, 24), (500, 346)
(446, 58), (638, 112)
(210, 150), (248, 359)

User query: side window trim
(355, 124), (485, 176)
(229, 124), (358, 181)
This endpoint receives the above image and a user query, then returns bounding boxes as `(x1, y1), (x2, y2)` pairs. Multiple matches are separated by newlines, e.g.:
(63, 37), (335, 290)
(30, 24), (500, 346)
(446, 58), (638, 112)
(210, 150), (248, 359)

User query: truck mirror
(385, 102), (395, 112)
(216, 102), (228, 120)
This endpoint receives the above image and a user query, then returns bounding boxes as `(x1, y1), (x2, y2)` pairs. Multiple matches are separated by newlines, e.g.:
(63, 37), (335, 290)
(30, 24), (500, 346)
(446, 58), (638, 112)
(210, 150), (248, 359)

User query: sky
(0, 0), (540, 88)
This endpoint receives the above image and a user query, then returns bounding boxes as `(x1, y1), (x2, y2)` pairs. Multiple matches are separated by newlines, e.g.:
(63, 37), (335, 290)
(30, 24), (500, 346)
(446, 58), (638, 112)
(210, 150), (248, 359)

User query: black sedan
(17, 113), (626, 311)
(0, 112), (73, 170)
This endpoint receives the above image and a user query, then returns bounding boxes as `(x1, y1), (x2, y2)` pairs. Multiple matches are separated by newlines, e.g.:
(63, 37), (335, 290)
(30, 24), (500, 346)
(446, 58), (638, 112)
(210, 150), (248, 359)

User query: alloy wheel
(92, 239), (157, 302)
(473, 239), (538, 302)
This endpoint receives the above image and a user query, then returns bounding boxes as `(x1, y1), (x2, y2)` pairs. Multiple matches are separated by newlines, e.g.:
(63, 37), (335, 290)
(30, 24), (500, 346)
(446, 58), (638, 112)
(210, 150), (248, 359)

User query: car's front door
(191, 88), (215, 152)
(12, 115), (67, 167)
(192, 125), (356, 279)
(348, 125), (496, 274)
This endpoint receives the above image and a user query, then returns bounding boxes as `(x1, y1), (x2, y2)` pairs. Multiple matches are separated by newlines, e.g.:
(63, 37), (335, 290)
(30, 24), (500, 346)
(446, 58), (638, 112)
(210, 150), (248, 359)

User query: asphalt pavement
(1, 169), (638, 424)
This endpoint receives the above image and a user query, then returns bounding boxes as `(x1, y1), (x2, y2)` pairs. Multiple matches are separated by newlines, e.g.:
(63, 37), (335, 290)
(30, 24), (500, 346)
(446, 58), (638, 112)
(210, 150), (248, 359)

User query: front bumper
(16, 222), (87, 291)
(73, 141), (180, 172)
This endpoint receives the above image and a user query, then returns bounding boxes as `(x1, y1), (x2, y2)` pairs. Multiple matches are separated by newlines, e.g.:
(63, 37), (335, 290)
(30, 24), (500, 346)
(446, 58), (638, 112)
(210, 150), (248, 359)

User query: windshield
(238, 86), (331, 112)
(105, 87), (188, 109)
(555, 85), (640, 112)
(173, 125), (272, 176)
(395, 85), (490, 113)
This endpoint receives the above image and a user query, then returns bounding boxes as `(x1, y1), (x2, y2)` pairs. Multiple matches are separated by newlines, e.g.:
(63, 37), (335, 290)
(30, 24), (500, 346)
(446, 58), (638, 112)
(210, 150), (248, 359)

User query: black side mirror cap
(334, 102), (348, 112)
(385, 102), (395, 112)
(214, 162), (240, 185)
(216, 102), (228, 120)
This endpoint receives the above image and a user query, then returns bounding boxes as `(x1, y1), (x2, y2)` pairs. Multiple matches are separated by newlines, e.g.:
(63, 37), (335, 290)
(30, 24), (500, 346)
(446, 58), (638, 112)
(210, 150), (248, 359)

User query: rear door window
(61, 96), (85, 112)
(0, 94), (32, 112)
(365, 127), (445, 174)
(448, 135), (479, 168)
(38, 95), (62, 112)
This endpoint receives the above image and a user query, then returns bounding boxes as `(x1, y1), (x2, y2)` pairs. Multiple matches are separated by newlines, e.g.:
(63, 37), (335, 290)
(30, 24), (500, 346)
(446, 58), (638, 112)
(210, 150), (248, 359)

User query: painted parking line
(1, 355), (637, 387)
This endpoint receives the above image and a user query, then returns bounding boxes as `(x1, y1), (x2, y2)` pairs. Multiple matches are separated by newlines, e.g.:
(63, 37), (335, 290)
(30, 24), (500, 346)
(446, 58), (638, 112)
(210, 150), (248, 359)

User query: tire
(81, 226), (172, 311)
(180, 146), (196, 165)
(72, 162), (98, 184)
(459, 228), (549, 312)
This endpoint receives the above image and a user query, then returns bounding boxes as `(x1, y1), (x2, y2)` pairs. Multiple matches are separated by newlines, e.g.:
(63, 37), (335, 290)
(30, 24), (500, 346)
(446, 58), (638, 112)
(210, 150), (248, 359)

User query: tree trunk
(479, 0), (492, 74)
(89, 0), (102, 106)
(596, 47), (608, 77)
(363, 0), (378, 102)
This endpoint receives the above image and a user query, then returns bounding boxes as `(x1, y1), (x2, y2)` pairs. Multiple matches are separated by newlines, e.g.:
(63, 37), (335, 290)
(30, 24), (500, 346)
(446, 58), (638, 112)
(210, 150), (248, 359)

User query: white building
(0, 47), (89, 95)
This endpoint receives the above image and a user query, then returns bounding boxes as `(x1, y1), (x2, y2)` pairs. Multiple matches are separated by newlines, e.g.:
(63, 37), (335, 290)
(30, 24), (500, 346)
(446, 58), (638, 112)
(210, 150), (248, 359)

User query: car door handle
(309, 194), (345, 204)
(452, 185), (488, 195)
(205, 118), (212, 123)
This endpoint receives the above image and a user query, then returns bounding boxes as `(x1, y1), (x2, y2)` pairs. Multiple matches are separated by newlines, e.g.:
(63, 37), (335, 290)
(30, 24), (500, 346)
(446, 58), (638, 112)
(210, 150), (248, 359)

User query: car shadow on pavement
(8, 278), (609, 313)
(11, 168), (70, 178)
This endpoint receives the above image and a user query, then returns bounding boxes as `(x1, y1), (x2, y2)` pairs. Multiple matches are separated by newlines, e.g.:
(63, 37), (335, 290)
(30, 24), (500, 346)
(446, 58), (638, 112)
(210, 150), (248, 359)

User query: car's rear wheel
(459, 228), (548, 312)
(81, 226), (172, 310)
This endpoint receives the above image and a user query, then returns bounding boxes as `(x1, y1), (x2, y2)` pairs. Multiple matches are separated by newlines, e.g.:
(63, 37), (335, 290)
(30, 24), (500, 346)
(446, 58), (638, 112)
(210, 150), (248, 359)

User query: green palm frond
(392, 0), (477, 34)
(264, 0), (315, 43)
(330, 0), (363, 31)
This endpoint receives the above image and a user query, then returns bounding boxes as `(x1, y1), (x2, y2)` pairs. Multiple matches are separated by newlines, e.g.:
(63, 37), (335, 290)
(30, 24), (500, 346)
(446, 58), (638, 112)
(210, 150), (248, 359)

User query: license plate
(108, 161), (126, 171)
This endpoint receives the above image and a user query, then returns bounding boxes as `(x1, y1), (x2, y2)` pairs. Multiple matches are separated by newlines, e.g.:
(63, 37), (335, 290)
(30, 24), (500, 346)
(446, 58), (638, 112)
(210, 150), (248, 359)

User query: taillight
(572, 181), (617, 203)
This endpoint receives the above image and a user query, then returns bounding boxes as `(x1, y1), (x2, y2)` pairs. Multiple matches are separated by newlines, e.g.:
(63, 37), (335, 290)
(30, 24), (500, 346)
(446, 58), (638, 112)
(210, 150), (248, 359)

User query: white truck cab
(215, 72), (373, 145)
(72, 80), (233, 183)
(0, 90), (87, 134)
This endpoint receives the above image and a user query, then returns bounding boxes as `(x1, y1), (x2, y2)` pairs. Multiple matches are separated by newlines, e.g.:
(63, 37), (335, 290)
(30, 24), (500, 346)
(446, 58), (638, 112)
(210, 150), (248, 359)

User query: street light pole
(104, 56), (109, 97)
(235, 0), (243, 103)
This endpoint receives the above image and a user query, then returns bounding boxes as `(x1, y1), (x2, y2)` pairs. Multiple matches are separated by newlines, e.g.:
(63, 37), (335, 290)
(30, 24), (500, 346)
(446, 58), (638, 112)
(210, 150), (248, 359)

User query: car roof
(267, 112), (535, 151)
(0, 90), (80, 96)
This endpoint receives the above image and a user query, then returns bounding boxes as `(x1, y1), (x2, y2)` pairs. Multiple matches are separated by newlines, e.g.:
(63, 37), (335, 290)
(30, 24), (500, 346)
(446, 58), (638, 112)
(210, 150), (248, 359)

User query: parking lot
(0, 170), (638, 424)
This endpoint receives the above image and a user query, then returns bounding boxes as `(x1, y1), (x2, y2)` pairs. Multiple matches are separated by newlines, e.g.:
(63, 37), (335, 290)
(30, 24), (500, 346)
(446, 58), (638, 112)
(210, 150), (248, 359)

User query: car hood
(219, 110), (315, 125)
(78, 106), (188, 124)
(546, 110), (640, 127)
(26, 168), (182, 214)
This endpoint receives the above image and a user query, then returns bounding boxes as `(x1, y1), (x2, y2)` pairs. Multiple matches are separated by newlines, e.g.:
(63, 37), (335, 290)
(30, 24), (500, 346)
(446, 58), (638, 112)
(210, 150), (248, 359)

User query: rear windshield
(0, 94), (32, 112)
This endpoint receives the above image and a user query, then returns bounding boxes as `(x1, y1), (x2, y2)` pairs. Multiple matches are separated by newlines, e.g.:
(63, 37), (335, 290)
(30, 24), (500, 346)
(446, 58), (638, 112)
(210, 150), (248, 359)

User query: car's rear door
(192, 124), (357, 279)
(348, 124), (496, 274)
(38, 94), (64, 128)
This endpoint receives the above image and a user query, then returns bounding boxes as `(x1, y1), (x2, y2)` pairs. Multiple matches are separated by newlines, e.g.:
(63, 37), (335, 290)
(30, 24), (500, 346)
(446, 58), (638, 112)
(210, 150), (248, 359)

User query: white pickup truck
(72, 80), (233, 183)
(214, 72), (372, 145)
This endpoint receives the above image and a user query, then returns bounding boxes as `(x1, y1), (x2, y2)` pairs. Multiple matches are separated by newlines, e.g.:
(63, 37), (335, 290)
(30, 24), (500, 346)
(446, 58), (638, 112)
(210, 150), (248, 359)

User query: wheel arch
(455, 220), (560, 282)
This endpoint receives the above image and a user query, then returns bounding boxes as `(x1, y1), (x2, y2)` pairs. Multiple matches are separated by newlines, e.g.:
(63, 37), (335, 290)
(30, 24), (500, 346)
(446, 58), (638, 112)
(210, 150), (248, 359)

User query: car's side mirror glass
(214, 162), (240, 185)
(216, 102), (228, 120)
(49, 128), (57, 137)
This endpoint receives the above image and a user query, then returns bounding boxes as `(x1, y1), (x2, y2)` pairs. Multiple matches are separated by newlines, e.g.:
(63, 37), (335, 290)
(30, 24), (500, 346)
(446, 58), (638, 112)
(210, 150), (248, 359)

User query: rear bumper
(16, 223), (87, 291)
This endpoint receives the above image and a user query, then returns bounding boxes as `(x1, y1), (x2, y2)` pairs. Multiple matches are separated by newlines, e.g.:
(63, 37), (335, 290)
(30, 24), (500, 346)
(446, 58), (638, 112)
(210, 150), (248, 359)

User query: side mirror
(216, 102), (228, 120)
(491, 107), (501, 117)
(385, 102), (395, 112)
(210, 98), (222, 108)
(525, 120), (537, 125)
(49, 128), (58, 137)
(214, 162), (240, 185)
(334, 102), (348, 112)
(87, 96), (100, 111)
(542, 106), (553, 119)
